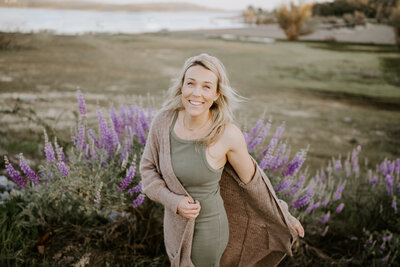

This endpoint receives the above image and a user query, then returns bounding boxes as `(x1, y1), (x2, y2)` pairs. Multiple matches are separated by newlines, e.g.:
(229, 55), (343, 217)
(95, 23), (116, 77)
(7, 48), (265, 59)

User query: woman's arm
(139, 114), (184, 214)
(225, 123), (256, 185)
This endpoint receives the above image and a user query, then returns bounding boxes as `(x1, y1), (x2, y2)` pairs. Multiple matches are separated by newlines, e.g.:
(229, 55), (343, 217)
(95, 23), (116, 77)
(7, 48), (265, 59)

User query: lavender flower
(336, 203), (345, 214)
(334, 159), (342, 171)
(319, 211), (331, 224)
(44, 130), (56, 162)
(54, 138), (67, 163)
(4, 156), (28, 187)
(274, 180), (292, 192)
(305, 201), (321, 213)
(133, 193), (145, 208)
(321, 196), (330, 206)
(282, 152), (306, 177)
(117, 166), (136, 191)
(246, 119), (263, 144)
(57, 162), (69, 177)
(139, 108), (149, 132)
(248, 122), (272, 153)
(135, 120), (147, 146)
(77, 90), (87, 118)
(333, 183), (345, 201)
(395, 158), (400, 175)
(370, 174), (378, 186)
(87, 129), (100, 149)
(110, 107), (122, 135)
(392, 198), (397, 214)
(18, 154), (40, 185)
(77, 124), (86, 150)
(289, 175), (305, 196)
(128, 181), (142, 196)
(292, 187), (313, 209)
(385, 174), (394, 196)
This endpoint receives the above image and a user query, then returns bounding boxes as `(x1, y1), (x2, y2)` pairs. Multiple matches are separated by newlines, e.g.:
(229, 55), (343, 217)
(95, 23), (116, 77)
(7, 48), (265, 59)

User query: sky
(83, 0), (334, 12)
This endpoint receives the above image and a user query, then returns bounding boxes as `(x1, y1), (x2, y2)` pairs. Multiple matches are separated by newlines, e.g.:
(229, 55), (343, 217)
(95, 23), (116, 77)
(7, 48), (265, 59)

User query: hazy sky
(84, 0), (333, 12)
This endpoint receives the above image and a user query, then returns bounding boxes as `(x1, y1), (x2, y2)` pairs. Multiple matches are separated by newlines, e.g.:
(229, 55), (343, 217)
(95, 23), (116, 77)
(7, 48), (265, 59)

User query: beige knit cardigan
(139, 109), (299, 267)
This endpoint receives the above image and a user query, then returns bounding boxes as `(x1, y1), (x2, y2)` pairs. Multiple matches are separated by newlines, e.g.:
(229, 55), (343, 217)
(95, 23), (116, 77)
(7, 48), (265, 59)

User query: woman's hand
(293, 218), (305, 238)
(177, 196), (201, 220)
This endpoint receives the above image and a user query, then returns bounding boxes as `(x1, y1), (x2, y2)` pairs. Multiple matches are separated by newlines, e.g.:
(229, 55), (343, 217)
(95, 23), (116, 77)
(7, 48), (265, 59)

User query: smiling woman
(139, 53), (304, 267)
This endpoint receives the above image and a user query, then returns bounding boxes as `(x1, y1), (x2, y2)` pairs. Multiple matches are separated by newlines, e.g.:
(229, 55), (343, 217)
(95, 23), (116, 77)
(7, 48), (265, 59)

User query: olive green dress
(170, 110), (229, 267)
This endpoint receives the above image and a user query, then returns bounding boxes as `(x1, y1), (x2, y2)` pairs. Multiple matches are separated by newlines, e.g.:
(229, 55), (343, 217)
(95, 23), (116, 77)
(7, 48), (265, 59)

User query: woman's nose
(192, 86), (202, 96)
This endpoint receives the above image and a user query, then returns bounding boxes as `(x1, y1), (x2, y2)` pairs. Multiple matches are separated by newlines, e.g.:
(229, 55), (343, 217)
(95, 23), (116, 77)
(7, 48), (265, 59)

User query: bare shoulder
(221, 122), (246, 151)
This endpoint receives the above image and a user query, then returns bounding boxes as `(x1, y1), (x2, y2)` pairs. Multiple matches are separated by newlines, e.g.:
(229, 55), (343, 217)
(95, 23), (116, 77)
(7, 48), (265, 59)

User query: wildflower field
(0, 31), (399, 266)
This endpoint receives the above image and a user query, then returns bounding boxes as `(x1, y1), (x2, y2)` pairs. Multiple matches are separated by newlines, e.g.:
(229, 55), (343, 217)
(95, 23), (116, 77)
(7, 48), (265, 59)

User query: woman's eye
(187, 82), (193, 85)
(205, 86), (210, 89)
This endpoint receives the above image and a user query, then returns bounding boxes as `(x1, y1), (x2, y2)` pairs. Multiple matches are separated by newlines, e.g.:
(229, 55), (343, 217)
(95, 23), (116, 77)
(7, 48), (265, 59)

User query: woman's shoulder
(220, 122), (245, 148)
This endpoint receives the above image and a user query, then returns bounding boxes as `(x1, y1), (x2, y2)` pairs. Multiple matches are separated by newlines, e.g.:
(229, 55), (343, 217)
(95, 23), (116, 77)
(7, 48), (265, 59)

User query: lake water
(0, 7), (246, 35)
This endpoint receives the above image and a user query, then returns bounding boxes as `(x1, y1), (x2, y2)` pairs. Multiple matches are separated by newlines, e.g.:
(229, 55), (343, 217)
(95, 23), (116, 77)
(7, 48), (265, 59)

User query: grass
(0, 30), (399, 172)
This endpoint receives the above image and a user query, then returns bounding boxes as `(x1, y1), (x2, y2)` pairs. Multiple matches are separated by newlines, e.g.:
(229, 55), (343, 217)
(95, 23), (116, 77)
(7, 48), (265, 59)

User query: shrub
(276, 0), (314, 40)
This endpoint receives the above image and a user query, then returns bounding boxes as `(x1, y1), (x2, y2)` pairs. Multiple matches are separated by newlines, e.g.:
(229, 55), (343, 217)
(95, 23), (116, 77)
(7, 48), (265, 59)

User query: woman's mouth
(189, 100), (204, 106)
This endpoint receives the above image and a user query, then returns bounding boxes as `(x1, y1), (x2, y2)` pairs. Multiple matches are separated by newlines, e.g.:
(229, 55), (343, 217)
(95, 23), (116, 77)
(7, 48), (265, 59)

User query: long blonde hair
(161, 53), (244, 146)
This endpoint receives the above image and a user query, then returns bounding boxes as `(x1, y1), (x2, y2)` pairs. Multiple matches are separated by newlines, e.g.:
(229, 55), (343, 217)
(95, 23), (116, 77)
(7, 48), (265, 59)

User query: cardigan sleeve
(236, 157), (299, 233)
(139, 113), (184, 214)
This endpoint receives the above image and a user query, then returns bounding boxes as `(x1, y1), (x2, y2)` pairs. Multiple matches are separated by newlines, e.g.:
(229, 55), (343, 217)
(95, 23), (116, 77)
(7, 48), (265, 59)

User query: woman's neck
(182, 109), (211, 131)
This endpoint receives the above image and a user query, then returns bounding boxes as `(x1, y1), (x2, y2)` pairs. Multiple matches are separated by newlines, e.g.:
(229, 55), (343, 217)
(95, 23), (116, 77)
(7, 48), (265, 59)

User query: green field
(0, 31), (399, 171)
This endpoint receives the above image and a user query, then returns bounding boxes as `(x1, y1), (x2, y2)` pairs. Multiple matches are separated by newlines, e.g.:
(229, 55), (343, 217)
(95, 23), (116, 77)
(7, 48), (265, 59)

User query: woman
(140, 53), (304, 267)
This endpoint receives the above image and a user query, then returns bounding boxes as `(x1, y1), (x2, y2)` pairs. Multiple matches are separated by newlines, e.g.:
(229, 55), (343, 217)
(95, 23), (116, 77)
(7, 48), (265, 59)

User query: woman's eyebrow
(187, 78), (213, 84)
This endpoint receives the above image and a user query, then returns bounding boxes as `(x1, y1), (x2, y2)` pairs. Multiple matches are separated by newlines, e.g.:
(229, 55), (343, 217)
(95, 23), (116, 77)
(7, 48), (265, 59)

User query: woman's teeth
(189, 100), (203, 106)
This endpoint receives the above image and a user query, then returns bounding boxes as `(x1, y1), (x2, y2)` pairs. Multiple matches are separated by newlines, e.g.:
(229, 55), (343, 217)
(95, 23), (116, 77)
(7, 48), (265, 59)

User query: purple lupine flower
(380, 242), (386, 251)
(77, 124), (86, 150)
(120, 106), (128, 128)
(334, 159), (342, 171)
(336, 203), (345, 214)
(135, 120), (147, 146)
(289, 175), (305, 196)
(87, 129), (100, 149)
(77, 91), (87, 118)
(392, 198), (397, 214)
(305, 201), (321, 213)
(110, 107), (122, 135)
(321, 196), (330, 206)
(385, 174), (394, 196)
(282, 152), (306, 177)
(387, 160), (395, 175)
(320, 169), (326, 180)
(395, 158), (400, 175)
(117, 166), (136, 191)
(383, 235), (392, 243)
(259, 123), (284, 158)
(248, 122), (272, 153)
(246, 119), (263, 144)
(44, 141), (56, 163)
(133, 193), (145, 208)
(4, 156), (28, 187)
(54, 141), (67, 164)
(291, 187), (313, 209)
(139, 108), (149, 133)
(18, 154), (40, 185)
(274, 180), (292, 192)
(319, 211), (330, 224)
(57, 162), (69, 177)
(128, 181), (142, 196)
(344, 157), (351, 177)
(370, 174), (378, 186)
(333, 183), (345, 201)
(379, 160), (387, 176)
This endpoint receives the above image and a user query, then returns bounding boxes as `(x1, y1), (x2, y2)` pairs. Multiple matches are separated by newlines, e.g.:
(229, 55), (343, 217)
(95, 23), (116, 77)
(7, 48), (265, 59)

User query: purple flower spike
(248, 122), (272, 153)
(382, 235), (392, 243)
(305, 201), (321, 213)
(336, 203), (345, 214)
(246, 119), (263, 145)
(380, 242), (386, 251)
(334, 160), (342, 171)
(45, 142), (56, 163)
(5, 156), (28, 187)
(133, 193), (145, 208)
(370, 174), (378, 186)
(274, 180), (292, 192)
(319, 211), (331, 224)
(57, 162), (69, 177)
(321, 196), (330, 206)
(385, 174), (394, 196)
(19, 154), (40, 185)
(395, 158), (400, 175)
(117, 166), (136, 191)
(392, 199), (397, 214)
(77, 91), (87, 118)
(333, 184), (345, 201)
(291, 187), (313, 209)
(282, 152), (306, 177)
(128, 181), (142, 196)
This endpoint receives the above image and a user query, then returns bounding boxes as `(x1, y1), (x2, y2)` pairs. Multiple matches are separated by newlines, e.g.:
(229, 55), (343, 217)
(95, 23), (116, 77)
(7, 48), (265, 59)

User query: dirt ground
(0, 31), (399, 173)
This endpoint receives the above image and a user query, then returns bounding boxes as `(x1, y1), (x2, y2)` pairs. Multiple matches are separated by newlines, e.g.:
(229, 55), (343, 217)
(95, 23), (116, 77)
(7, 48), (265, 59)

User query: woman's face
(181, 65), (220, 117)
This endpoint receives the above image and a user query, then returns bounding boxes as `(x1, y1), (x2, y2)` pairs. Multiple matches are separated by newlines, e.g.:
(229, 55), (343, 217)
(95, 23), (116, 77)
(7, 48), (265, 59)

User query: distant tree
(276, 1), (313, 40)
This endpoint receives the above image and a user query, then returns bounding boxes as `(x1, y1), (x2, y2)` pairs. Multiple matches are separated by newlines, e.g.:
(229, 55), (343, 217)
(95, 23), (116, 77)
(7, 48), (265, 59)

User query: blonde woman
(140, 53), (304, 267)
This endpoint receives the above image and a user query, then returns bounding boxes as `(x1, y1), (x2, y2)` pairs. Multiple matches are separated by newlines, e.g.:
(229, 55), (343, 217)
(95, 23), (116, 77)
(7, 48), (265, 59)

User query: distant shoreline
(0, 2), (237, 13)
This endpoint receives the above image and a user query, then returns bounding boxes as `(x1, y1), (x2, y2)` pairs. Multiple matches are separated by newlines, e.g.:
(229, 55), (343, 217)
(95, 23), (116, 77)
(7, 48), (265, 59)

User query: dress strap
(169, 109), (179, 132)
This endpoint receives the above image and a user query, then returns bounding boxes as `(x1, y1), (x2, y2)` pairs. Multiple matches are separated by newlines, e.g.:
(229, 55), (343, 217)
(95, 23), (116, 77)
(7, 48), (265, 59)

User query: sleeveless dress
(169, 110), (229, 267)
